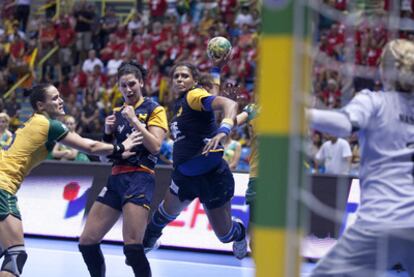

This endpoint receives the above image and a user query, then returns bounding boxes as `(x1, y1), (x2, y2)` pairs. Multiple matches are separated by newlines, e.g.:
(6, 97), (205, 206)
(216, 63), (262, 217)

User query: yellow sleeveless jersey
(0, 114), (68, 194)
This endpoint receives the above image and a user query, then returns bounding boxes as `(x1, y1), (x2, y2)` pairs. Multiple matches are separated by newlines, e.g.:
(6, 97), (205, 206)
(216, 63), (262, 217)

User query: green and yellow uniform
(0, 114), (68, 219)
(244, 104), (258, 207)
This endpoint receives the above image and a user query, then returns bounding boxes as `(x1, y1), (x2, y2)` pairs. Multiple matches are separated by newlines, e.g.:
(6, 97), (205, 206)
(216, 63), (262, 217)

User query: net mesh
(297, 0), (414, 275)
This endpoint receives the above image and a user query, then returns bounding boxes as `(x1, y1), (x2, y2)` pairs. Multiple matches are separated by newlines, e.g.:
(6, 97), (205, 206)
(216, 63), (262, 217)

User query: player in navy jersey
(143, 62), (248, 259)
(78, 61), (168, 277)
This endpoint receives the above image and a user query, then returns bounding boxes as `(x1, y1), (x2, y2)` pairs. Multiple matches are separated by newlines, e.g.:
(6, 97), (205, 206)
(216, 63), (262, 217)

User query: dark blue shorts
(97, 171), (155, 211)
(169, 160), (235, 210)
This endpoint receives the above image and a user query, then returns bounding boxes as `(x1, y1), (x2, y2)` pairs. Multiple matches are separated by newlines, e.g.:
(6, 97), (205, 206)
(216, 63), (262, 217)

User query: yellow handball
(207, 36), (232, 60)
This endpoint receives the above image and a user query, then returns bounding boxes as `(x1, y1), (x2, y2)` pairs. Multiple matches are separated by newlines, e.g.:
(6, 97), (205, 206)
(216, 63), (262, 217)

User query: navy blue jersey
(111, 97), (168, 170)
(171, 88), (223, 172)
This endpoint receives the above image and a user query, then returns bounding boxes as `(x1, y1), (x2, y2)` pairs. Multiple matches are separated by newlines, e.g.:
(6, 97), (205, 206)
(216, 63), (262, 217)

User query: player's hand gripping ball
(207, 36), (232, 60)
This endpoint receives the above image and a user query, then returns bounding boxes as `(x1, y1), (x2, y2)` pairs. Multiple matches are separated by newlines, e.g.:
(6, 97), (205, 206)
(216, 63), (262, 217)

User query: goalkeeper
(308, 39), (414, 276)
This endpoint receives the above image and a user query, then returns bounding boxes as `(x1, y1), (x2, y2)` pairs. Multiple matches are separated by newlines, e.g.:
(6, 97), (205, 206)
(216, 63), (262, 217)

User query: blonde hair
(380, 39), (414, 92)
(0, 112), (10, 123)
(63, 115), (75, 123)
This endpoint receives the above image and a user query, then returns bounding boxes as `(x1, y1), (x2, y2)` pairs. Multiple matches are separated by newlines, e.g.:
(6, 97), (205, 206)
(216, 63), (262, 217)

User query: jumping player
(78, 61), (168, 277)
(0, 83), (141, 277)
(142, 62), (248, 259)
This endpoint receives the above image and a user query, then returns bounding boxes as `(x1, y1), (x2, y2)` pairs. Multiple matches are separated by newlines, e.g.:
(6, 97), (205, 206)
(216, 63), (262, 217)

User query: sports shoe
(232, 218), (248, 259)
(144, 239), (160, 254)
(143, 228), (162, 254)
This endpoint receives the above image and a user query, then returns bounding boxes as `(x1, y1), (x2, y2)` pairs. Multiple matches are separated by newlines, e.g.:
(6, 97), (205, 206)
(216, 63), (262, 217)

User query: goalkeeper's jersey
(0, 113), (68, 195)
(342, 89), (414, 228)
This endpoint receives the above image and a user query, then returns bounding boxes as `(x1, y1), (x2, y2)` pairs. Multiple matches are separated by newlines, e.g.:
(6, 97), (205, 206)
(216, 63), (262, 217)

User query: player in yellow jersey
(0, 83), (142, 277)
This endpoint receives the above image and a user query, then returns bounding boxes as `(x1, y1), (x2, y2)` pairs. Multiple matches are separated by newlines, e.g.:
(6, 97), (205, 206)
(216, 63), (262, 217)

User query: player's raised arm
(306, 109), (352, 138)
(60, 130), (143, 157)
(202, 96), (238, 154)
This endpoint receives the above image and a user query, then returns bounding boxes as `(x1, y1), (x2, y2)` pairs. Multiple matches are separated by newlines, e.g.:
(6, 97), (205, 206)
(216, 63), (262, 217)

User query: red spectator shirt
(57, 26), (75, 47)
(40, 25), (57, 47)
(9, 39), (24, 58)
(149, 0), (167, 17)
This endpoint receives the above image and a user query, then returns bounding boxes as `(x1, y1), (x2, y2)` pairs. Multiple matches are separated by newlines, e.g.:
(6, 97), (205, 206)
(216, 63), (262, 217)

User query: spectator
(127, 12), (143, 35)
(39, 19), (57, 81)
(100, 33), (125, 63)
(14, 0), (31, 33)
(73, 0), (95, 61)
(82, 49), (104, 74)
(80, 92), (100, 136)
(50, 115), (90, 162)
(149, 0), (167, 22)
(99, 7), (119, 49)
(305, 131), (322, 173)
(106, 51), (123, 77)
(234, 4), (254, 29)
(56, 16), (76, 75)
(315, 135), (352, 175)
(0, 112), (12, 148)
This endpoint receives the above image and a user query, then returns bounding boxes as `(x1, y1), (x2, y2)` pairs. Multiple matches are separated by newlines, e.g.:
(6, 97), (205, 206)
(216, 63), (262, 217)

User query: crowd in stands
(0, 0), (259, 170)
(4, 0), (409, 174)
(307, 0), (414, 176)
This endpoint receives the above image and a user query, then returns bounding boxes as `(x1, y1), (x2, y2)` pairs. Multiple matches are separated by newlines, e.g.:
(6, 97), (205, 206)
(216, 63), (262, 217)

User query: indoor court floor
(21, 237), (409, 277)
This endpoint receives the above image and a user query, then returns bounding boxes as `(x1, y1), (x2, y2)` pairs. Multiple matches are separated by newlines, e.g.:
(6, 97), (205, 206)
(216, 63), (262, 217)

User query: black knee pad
(1, 245), (28, 276)
(123, 244), (151, 277)
(78, 244), (105, 277)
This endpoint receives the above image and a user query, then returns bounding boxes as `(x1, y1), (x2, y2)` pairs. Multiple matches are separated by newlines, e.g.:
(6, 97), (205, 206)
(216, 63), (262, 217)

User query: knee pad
(123, 244), (151, 277)
(1, 245), (28, 276)
(78, 244), (105, 277)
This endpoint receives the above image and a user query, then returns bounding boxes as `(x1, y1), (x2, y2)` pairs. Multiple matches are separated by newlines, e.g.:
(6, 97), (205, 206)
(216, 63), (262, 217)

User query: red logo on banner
(63, 182), (80, 201)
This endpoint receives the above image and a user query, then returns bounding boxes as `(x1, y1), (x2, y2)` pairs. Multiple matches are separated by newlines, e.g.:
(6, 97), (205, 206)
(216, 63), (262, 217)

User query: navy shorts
(97, 171), (155, 211)
(169, 160), (235, 210)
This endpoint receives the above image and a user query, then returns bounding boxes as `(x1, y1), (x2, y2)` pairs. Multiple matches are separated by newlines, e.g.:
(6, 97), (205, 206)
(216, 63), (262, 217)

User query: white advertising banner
(18, 176), (93, 237)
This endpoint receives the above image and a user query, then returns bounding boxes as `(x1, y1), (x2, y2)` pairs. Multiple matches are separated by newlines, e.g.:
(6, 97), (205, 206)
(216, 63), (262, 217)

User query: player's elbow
(150, 143), (161, 155)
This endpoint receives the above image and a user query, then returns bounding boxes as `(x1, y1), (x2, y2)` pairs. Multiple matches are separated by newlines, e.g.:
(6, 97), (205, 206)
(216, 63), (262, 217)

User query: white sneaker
(233, 237), (248, 259)
(232, 217), (248, 259)
(144, 239), (160, 254)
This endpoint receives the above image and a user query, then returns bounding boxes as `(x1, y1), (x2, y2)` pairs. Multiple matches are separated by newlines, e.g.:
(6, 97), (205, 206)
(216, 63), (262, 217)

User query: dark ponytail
(117, 60), (147, 81)
(29, 83), (52, 111)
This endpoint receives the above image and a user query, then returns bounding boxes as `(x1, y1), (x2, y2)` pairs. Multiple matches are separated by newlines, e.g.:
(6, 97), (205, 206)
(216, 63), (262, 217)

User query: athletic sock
(78, 244), (105, 277)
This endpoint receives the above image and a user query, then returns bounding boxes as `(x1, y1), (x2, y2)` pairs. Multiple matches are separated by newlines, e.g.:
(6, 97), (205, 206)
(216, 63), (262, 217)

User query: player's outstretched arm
(306, 109), (352, 138)
(60, 131), (143, 156)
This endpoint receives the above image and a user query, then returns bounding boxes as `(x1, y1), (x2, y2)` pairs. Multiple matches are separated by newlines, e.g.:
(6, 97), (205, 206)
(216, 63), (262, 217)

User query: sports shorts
(97, 171), (155, 211)
(0, 189), (21, 221)
(169, 159), (235, 210)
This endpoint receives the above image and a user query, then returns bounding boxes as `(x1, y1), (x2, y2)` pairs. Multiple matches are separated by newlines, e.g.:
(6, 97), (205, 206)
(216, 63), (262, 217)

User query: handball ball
(207, 36), (232, 60)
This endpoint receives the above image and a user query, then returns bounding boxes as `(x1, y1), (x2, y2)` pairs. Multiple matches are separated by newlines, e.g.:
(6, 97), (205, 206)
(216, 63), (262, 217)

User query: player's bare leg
(204, 201), (247, 259)
(122, 202), (151, 276)
(0, 216), (25, 277)
(79, 202), (121, 277)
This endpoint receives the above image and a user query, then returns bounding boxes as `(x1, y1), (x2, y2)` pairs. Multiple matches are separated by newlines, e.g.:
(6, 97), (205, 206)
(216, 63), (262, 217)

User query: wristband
(107, 143), (125, 159)
(217, 118), (234, 136)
